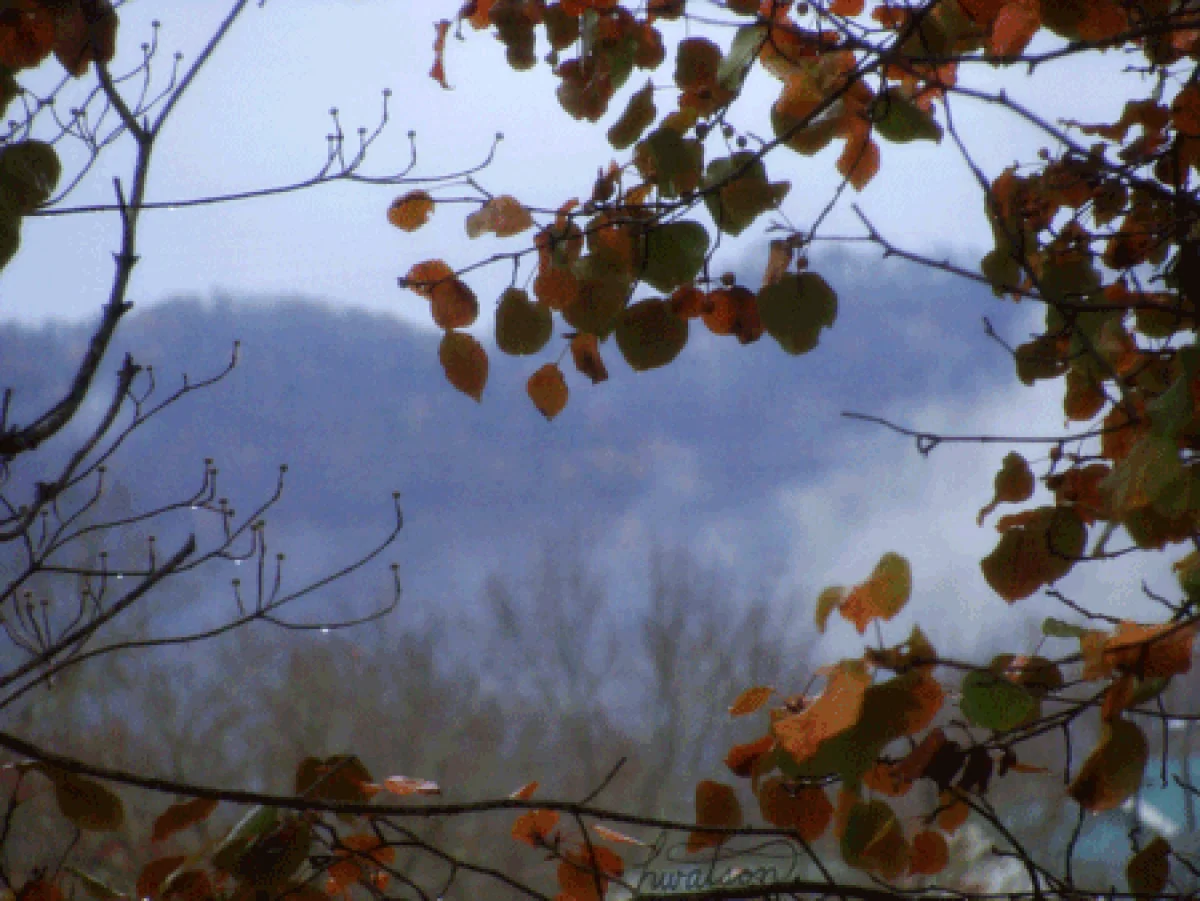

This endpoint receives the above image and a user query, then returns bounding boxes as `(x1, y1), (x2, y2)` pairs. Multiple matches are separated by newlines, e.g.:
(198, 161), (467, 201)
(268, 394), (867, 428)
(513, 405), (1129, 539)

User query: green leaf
(212, 806), (279, 872)
(608, 80), (657, 150)
(960, 670), (1036, 731)
(718, 25), (766, 92)
(565, 255), (630, 338)
(496, 288), (552, 356)
(981, 246), (1022, 296)
(640, 220), (708, 292)
(48, 771), (125, 832)
(757, 271), (837, 355)
(1042, 617), (1086, 639)
(1101, 434), (1186, 516)
(870, 89), (943, 143)
(634, 127), (703, 198)
(0, 140), (61, 214)
(615, 299), (688, 371)
(702, 153), (790, 236)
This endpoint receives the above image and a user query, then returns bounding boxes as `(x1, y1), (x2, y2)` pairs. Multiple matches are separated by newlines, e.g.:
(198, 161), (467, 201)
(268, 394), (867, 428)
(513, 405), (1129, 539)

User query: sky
(3, 0), (1145, 327)
(1, 2), (1182, 657)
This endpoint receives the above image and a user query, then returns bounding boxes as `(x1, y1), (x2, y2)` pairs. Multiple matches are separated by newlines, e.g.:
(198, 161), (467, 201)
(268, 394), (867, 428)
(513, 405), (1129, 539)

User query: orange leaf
(757, 777), (832, 841)
(836, 131), (879, 190)
(439, 331), (488, 401)
(466, 195), (534, 238)
(512, 809), (560, 847)
(403, 259), (455, 299)
(593, 823), (646, 845)
(729, 685), (773, 716)
(1103, 621), (1195, 678)
(772, 662), (869, 764)
(527, 363), (569, 420)
(909, 830), (949, 875)
(380, 776), (441, 796)
(839, 552), (911, 634)
(430, 19), (451, 89)
(725, 734), (775, 778)
(431, 278), (479, 330)
(558, 846), (624, 901)
(509, 781), (539, 799)
(388, 191), (435, 231)
(151, 797), (218, 843)
(687, 780), (742, 853)
(830, 0), (864, 14)
(935, 791), (969, 832)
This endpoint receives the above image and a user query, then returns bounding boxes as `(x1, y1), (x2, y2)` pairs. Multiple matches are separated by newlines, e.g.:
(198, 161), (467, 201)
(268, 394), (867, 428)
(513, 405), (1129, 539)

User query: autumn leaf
(527, 363), (568, 420)
(509, 781), (538, 800)
(388, 191), (435, 231)
(757, 777), (832, 841)
(151, 797), (218, 843)
(511, 809), (559, 847)
(725, 735), (775, 778)
(687, 780), (742, 853)
(466, 195), (534, 238)
(978, 452), (1034, 525)
(839, 552), (912, 634)
(592, 823), (646, 846)
(430, 19), (451, 88)
(439, 331), (488, 401)
(379, 776), (441, 796)
(772, 661), (869, 765)
(908, 830), (949, 876)
(1103, 621), (1195, 678)
(729, 685), (773, 716)
(403, 259), (455, 299)
(1068, 719), (1147, 812)
(431, 278), (479, 330)
(570, 332), (609, 383)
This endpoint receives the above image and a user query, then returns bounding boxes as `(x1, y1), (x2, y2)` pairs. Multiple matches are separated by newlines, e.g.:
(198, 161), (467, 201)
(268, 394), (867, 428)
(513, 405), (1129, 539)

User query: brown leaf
(439, 331), (488, 401)
(687, 780), (742, 853)
(570, 333), (608, 383)
(431, 278), (479, 329)
(430, 19), (451, 88)
(151, 798), (218, 843)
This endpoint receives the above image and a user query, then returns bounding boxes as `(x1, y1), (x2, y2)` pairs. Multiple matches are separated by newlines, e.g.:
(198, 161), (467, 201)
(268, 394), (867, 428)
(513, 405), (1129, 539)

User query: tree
(4, 1), (1200, 900)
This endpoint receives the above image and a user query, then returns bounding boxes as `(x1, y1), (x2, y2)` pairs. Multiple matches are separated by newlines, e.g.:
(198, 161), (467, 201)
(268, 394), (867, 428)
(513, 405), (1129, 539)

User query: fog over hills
(8, 253), (1039, 642)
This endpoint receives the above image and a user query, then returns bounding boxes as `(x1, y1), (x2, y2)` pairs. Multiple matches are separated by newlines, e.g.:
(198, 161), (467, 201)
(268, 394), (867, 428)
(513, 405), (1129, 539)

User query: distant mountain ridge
(3, 256), (1024, 609)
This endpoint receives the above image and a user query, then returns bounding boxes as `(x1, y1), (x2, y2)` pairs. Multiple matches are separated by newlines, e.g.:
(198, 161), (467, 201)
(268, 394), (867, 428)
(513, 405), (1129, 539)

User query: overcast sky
(4, 0), (1143, 328)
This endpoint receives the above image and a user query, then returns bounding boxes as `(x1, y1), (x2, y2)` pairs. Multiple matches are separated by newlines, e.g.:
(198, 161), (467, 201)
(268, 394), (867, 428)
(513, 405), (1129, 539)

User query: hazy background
(1, 1), (1192, 895)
